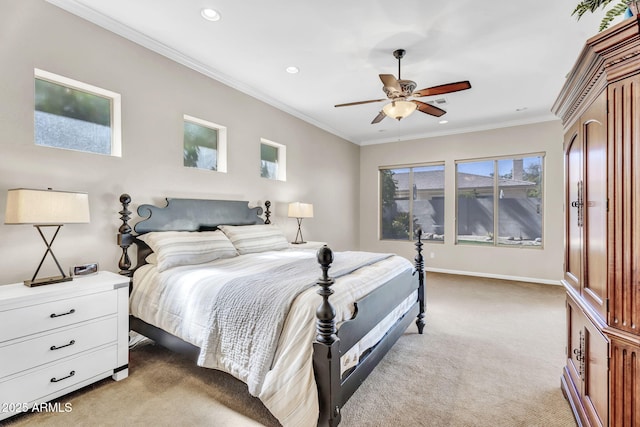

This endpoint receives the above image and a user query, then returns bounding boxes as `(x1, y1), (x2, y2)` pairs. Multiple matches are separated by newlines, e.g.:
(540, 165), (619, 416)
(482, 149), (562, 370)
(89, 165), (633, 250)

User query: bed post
(313, 246), (342, 427)
(117, 193), (135, 277)
(264, 200), (271, 224)
(414, 229), (426, 334)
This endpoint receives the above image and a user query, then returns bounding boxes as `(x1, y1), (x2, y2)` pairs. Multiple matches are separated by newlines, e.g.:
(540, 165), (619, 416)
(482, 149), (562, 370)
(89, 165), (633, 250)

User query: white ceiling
(47, 0), (609, 145)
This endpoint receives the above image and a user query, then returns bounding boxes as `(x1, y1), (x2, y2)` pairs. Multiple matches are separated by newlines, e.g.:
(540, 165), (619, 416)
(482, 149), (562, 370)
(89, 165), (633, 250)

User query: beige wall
(359, 121), (565, 283)
(0, 1), (565, 286)
(0, 1), (360, 285)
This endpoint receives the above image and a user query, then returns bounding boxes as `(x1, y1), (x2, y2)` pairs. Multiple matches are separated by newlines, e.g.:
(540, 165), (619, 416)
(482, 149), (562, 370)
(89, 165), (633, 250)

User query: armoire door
(564, 90), (608, 317)
(566, 295), (609, 427)
(582, 91), (608, 320)
(582, 315), (609, 427)
(566, 295), (585, 392)
(565, 124), (582, 293)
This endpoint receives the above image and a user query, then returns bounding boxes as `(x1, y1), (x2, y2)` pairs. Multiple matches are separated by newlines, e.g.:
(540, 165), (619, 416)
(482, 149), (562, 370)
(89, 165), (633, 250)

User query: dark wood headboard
(117, 194), (271, 276)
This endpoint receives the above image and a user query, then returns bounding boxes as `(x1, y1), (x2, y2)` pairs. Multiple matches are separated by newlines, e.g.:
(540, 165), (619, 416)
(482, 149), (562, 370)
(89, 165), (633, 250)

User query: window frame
(34, 68), (122, 157)
(183, 114), (227, 173)
(379, 161), (445, 242)
(260, 138), (286, 181)
(455, 153), (545, 249)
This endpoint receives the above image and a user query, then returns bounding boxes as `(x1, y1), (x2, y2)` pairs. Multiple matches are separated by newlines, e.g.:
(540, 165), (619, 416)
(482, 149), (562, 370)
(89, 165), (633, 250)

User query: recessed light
(286, 66), (299, 74)
(201, 8), (221, 21)
(438, 120), (448, 124)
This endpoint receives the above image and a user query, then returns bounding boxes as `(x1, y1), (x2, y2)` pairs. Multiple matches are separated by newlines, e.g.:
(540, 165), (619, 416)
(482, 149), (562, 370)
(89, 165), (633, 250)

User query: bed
(116, 194), (425, 427)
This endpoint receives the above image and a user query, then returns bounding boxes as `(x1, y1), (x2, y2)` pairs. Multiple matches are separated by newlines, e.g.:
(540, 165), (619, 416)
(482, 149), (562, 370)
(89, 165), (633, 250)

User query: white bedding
(130, 248), (415, 427)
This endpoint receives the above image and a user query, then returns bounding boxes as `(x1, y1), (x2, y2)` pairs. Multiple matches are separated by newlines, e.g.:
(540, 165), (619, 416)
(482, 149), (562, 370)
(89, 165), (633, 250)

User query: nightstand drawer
(0, 317), (117, 378)
(0, 290), (116, 343)
(0, 345), (117, 406)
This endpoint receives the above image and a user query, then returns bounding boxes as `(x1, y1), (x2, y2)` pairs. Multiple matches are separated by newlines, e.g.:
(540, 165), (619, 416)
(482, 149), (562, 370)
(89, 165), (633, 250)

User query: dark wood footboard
(313, 234), (425, 427)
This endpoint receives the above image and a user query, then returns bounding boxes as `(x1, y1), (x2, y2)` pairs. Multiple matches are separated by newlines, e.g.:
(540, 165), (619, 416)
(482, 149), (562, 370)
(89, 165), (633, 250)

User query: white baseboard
(425, 267), (562, 286)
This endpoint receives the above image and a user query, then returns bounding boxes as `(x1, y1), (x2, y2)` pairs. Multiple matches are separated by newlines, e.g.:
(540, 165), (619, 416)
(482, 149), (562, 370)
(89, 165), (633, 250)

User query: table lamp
(288, 202), (313, 244)
(5, 188), (90, 287)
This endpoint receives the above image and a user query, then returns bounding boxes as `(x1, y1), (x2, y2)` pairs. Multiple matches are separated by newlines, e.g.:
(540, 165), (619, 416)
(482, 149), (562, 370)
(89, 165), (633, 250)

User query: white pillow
(219, 224), (290, 255)
(137, 230), (238, 272)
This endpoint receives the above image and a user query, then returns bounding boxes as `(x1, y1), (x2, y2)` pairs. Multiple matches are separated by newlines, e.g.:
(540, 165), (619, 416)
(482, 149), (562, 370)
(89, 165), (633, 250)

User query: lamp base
(291, 241), (307, 245)
(24, 275), (73, 287)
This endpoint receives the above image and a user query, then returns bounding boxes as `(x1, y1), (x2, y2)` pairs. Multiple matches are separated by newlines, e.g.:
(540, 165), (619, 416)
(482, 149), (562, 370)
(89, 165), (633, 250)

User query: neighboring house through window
(34, 68), (121, 156)
(380, 163), (445, 242)
(456, 155), (543, 247)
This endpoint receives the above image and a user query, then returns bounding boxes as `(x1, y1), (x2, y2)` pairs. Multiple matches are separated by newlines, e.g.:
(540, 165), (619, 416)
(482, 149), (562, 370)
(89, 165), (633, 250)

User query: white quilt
(130, 249), (415, 427)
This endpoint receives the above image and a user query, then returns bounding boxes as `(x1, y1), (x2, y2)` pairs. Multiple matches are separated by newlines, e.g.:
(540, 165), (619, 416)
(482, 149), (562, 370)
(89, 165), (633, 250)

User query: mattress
(130, 248), (415, 427)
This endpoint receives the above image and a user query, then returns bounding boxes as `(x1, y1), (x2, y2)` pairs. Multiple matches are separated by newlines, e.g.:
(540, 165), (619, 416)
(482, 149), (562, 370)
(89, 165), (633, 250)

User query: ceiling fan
(335, 49), (471, 124)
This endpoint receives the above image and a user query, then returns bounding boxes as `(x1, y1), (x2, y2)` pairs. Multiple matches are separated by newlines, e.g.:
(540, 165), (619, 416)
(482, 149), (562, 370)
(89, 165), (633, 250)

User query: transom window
(380, 163), (445, 242)
(34, 68), (121, 156)
(183, 114), (227, 173)
(260, 138), (286, 181)
(456, 155), (543, 247)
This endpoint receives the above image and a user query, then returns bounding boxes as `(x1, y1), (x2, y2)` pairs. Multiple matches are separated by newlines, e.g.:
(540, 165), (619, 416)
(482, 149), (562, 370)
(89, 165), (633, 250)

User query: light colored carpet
(2, 273), (576, 427)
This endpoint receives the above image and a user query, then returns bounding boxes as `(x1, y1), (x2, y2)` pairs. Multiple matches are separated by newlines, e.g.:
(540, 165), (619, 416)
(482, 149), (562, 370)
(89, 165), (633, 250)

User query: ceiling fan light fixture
(383, 100), (417, 121)
(335, 49), (470, 124)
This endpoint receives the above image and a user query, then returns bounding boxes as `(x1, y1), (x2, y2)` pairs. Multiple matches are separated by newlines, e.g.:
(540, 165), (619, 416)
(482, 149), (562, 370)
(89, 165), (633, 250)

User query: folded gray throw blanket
(197, 251), (392, 395)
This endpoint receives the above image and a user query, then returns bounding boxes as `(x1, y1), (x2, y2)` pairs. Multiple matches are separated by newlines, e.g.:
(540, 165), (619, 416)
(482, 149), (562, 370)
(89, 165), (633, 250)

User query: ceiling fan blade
(413, 100), (447, 117)
(413, 81), (472, 97)
(335, 98), (387, 107)
(379, 74), (401, 92)
(371, 111), (386, 124)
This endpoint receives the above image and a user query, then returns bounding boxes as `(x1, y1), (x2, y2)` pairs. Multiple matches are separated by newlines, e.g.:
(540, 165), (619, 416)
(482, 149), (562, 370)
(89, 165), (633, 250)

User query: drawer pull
(50, 370), (75, 383)
(50, 340), (76, 351)
(50, 309), (75, 318)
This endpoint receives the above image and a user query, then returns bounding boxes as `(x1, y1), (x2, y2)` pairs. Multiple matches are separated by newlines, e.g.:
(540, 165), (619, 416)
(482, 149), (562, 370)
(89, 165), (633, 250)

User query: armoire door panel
(582, 92), (608, 320)
(566, 295), (610, 427)
(582, 320), (609, 427)
(567, 297), (584, 391)
(565, 128), (582, 293)
(609, 76), (640, 335)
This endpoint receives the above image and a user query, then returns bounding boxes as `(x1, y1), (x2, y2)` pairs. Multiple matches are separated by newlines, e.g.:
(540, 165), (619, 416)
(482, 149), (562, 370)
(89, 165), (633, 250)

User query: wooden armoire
(552, 16), (640, 427)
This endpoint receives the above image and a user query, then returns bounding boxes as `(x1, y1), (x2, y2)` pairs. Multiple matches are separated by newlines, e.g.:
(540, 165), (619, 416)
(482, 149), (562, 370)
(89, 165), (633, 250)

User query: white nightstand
(0, 271), (129, 420)
(290, 241), (327, 250)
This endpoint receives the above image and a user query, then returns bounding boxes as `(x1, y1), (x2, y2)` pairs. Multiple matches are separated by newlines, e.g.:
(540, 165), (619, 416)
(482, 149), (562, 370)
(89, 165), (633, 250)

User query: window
(456, 155), (543, 247)
(34, 68), (121, 156)
(260, 138), (286, 181)
(380, 163), (445, 242)
(183, 115), (227, 173)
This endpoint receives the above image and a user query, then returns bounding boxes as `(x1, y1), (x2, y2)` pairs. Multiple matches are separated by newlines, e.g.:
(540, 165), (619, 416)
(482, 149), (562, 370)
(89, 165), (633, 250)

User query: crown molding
(45, 0), (354, 144)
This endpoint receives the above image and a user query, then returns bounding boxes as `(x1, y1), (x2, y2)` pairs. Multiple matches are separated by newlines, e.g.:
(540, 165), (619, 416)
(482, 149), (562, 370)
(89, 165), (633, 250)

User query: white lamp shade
(288, 202), (314, 218)
(382, 100), (417, 120)
(5, 188), (90, 224)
